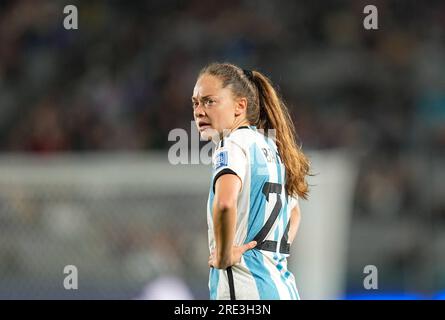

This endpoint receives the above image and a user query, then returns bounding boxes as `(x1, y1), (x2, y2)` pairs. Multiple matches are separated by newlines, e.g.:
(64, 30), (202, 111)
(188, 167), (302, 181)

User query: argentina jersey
(207, 125), (300, 300)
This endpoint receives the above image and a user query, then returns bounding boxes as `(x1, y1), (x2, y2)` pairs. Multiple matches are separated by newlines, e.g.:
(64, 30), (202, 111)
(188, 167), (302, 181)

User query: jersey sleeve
(212, 138), (247, 193)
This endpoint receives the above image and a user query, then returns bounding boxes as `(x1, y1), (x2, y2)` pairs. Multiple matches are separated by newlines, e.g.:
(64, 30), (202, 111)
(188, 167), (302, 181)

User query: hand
(208, 241), (257, 269)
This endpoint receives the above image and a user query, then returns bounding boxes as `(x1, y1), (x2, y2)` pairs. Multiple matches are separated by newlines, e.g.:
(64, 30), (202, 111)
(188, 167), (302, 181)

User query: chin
(200, 131), (211, 141)
(200, 128), (219, 143)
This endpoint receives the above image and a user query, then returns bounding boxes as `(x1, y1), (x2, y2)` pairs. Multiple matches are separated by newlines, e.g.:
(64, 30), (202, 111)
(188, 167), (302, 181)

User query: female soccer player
(192, 63), (310, 300)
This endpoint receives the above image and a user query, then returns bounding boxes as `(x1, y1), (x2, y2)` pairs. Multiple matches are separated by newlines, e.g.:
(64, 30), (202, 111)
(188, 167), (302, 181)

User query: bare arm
(288, 203), (302, 244)
(210, 174), (256, 269)
(212, 174), (239, 268)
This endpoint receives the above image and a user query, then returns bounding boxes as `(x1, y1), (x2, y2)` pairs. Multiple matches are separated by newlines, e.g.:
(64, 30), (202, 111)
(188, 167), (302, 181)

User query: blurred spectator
(0, 0), (442, 154)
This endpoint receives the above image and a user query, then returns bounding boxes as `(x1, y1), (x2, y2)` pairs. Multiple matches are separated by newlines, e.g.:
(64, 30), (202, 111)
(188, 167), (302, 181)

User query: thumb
(242, 241), (257, 252)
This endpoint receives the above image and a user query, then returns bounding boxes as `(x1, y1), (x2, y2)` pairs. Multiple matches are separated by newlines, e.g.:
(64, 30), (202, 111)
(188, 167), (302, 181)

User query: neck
(219, 119), (250, 140)
(230, 119), (250, 132)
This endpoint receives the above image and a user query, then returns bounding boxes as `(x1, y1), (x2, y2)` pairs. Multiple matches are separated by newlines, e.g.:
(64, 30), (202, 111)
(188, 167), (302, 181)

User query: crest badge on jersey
(214, 151), (228, 170)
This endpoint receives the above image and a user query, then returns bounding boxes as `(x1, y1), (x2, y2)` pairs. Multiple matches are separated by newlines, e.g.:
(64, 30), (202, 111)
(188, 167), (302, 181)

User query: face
(192, 74), (246, 142)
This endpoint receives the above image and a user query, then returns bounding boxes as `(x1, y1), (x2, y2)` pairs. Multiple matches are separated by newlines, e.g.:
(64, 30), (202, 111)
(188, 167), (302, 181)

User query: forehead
(192, 74), (224, 98)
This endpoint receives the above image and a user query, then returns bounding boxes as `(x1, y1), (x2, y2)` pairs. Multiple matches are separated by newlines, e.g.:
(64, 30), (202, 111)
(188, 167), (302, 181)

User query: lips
(198, 122), (212, 131)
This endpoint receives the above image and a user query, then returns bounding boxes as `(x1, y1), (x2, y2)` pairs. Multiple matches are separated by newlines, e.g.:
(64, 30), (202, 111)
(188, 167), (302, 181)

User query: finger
(241, 241), (257, 253)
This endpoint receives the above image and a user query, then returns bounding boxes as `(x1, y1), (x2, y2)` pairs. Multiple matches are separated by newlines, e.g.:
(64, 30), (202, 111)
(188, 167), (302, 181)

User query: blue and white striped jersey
(207, 125), (300, 300)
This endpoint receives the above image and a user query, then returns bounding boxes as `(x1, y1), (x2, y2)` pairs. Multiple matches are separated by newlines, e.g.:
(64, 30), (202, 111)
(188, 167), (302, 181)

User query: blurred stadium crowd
(1, 0), (444, 152)
(0, 0), (444, 298)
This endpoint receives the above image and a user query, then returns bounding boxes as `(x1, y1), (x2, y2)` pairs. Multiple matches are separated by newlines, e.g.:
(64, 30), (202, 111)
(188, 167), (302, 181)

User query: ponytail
(251, 71), (310, 200)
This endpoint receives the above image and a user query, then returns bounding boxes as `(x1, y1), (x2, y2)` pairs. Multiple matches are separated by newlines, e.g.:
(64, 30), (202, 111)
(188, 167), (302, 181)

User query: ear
(234, 97), (248, 117)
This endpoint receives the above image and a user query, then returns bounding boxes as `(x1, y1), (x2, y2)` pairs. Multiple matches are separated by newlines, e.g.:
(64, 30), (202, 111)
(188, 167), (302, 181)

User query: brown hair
(199, 62), (310, 199)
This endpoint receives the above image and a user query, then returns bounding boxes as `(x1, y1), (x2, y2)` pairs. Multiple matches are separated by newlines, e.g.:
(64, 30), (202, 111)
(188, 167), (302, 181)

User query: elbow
(215, 255), (232, 269)
(215, 199), (237, 213)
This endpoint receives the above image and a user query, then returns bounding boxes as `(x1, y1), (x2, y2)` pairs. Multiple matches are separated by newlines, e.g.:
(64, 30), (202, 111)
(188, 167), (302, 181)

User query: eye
(192, 101), (199, 109)
(205, 99), (215, 106)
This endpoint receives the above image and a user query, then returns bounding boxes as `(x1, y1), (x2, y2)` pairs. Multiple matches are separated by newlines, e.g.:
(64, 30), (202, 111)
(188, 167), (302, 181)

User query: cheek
(210, 113), (223, 130)
(210, 104), (234, 130)
(220, 110), (235, 128)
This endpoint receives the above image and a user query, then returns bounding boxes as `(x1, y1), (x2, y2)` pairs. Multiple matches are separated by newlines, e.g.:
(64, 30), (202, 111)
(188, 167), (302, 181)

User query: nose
(194, 102), (205, 118)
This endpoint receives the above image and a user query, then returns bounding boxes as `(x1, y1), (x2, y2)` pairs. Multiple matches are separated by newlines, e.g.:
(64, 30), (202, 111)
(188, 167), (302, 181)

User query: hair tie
(242, 69), (254, 81)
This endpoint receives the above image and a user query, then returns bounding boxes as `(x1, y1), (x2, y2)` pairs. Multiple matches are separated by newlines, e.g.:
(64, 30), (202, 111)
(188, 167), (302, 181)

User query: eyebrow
(191, 95), (215, 101)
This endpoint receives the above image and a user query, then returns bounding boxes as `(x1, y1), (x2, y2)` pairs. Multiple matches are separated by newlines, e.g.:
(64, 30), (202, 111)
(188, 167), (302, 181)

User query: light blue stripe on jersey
(245, 143), (269, 242)
(264, 135), (296, 300)
(209, 268), (219, 300)
(266, 135), (281, 247)
(244, 142), (280, 299)
(263, 134), (283, 248)
(265, 137), (297, 299)
(208, 186), (219, 300)
(244, 249), (280, 299)
(264, 134), (281, 248)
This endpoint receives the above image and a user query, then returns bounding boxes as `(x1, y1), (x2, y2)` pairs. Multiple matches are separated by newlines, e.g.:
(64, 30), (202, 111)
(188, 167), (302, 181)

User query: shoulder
(219, 127), (258, 152)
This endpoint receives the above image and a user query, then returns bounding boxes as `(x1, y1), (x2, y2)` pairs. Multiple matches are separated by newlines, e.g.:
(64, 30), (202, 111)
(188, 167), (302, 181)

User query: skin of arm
(210, 174), (256, 269)
(287, 203), (302, 244)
